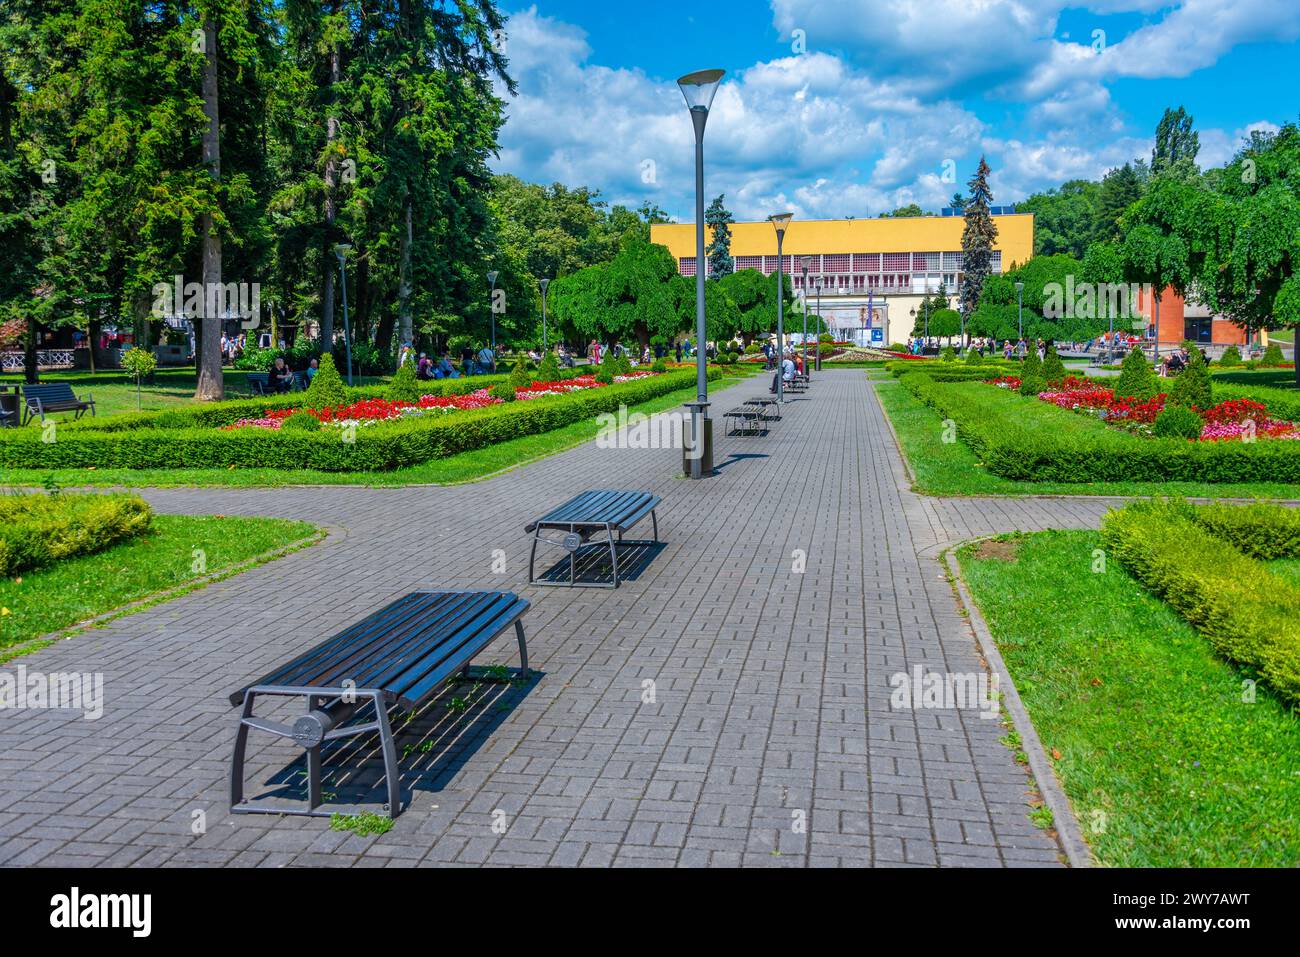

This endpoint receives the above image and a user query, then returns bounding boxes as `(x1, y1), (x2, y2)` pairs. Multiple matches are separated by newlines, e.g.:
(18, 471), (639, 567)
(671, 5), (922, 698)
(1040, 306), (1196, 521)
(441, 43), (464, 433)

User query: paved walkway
(0, 370), (1116, 867)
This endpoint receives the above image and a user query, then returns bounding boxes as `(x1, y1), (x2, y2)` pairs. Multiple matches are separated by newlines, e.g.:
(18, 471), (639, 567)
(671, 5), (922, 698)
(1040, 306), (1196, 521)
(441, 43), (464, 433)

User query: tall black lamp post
(770, 212), (793, 402)
(539, 278), (550, 352)
(676, 68), (725, 480)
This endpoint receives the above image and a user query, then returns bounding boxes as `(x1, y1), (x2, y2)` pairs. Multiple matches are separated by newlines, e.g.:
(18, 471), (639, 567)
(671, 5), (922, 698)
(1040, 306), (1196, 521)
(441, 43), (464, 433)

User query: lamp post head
(539, 278), (550, 294)
(769, 211), (794, 240)
(333, 243), (351, 263)
(1014, 281), (1024, 294)
(487, 270), (499, 287)
(676, 69), (725, 115)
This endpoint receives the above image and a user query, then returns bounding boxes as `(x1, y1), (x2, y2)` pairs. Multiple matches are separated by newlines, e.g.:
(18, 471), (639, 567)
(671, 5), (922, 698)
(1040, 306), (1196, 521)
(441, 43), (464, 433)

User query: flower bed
(990, 374), (1300, 441)
(225, 372), (654, 430)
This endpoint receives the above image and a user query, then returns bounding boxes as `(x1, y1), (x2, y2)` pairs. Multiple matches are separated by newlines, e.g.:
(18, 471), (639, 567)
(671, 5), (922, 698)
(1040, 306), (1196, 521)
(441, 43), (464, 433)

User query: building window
(990, 250), (1003, 272)
(855, 253), (881, 272)
(735, 255), (762, 271)
(942, 251), (963, 271)
(679, 257), (696, 276)
(822, 254), (851, 273)
(882, 252), (909, 271)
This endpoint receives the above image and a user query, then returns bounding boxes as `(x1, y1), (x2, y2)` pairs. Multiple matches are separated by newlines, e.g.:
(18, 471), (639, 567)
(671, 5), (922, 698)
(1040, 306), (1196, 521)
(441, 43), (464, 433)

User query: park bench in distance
(229, 590), (530, 819)
(246, 372), (270, 395)
(526, 490), (660, 589)
(20, 382), (95, 425)
(723, 403), (768, 436)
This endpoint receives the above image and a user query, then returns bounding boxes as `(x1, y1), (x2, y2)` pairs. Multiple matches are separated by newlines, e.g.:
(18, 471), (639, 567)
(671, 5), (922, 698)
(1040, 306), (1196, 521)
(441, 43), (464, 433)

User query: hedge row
(0, 369), (715, 472)
(64, 374), (513, 434)
(900, 372), (1300, 483)
(1100, 499), (1300, 706)
(0, 492), (153, 576)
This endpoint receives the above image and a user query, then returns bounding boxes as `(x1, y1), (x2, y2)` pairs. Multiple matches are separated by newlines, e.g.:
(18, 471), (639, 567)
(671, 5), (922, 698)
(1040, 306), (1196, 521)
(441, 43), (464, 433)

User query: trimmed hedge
(1101, 499), (1300, 706)
(901, 372), (1300, 483)
(0, 369), (716, 472)
(0, 492), (153, 576)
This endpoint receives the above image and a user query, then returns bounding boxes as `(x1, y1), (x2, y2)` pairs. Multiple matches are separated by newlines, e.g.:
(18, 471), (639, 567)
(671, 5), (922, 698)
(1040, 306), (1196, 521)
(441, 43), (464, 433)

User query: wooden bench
(526, 490), (660, 588)
(229, 590), (529, 819)
(20, 382), (95, 425)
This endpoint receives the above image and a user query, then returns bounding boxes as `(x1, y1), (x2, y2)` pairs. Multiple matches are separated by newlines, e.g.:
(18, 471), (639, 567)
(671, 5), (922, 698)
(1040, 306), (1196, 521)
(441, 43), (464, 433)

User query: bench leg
(651, 509), (659, 543)
(528, 530), (539, 584)
(514, 619), (529, 675)
(607, 524), (620, 587)
(374, 693), (401, 818)
(230, 691), (256, 808)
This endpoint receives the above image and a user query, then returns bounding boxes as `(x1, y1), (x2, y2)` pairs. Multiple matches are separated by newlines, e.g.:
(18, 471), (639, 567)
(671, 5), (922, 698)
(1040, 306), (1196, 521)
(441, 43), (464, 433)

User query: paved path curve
(0, 370), (1116, 867)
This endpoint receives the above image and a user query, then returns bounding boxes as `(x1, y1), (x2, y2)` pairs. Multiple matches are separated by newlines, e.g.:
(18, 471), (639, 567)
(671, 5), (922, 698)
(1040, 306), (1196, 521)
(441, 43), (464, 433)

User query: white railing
(0, 349), (79, 371)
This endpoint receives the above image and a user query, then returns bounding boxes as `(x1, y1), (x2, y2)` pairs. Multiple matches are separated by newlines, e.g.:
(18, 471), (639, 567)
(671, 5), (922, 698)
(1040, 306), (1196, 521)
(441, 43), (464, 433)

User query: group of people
(1159, 345), (1209, 377)
(768, 348), (806, 393)
(397, 341), (495, 379)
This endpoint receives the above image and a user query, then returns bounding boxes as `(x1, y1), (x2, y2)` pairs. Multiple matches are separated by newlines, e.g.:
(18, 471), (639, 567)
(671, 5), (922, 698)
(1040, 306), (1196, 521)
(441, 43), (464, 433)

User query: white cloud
(491, 3), (1300, 225)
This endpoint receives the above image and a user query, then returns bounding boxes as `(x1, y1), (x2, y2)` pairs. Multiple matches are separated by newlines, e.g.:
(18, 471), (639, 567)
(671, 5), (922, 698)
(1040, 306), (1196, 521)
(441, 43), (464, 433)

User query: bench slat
(530, 489), (659, 531)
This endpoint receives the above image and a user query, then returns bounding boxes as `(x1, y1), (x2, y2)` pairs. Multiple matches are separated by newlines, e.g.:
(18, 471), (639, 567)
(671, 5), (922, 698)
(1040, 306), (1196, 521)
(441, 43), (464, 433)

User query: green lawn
(0, 373), (753, 488)
(874, 376), (1300, 499)
(958, 529), (1300, 867)
(0, 514), (319, 660)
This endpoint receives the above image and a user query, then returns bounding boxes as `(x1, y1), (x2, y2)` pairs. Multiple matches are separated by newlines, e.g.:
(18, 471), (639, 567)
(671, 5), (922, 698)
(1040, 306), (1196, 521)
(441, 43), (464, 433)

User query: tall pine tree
(705, 193), (734, 279)
(960, 156), (998, 316)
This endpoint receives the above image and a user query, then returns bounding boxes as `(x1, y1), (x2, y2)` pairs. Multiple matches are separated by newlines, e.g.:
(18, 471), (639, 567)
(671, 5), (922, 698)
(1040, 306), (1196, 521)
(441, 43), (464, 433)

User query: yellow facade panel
(650, 215), (1035, 270)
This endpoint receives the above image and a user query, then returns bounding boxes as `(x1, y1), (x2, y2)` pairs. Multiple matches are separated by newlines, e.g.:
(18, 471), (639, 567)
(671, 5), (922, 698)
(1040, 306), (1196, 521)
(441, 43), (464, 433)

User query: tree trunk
(397, 196), (413, 348)
(195, 15), (224, 401)
(23, 317), (37, 384)
(320, 19), (340, 350)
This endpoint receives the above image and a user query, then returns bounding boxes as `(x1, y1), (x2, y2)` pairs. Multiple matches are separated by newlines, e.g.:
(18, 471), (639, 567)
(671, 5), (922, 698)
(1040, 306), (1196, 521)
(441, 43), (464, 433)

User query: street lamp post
(1014, 280), (1025, 358)
(770, 212), (793, 402)
(539, 278), (550, 352)
(486, 270), (499, 363)
(801, 257), (811, 380)
(676, 68), (725, 480)
(814, 278), (823, 370)
(333, 243), (354, 386)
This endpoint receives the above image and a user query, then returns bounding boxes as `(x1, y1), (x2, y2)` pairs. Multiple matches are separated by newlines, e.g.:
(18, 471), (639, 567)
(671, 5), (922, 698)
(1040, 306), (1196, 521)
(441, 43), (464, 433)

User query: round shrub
(488, 382), (517, 402)
(1153, 403), (1204, 440)
(1218, 345), (1242, 367)
(940, 345), (957, 362)
(1018, 373), (1046, 397)
(594, 370), (614, 385)
(280, 411), (322, 432)
(650, 358), (668, 373)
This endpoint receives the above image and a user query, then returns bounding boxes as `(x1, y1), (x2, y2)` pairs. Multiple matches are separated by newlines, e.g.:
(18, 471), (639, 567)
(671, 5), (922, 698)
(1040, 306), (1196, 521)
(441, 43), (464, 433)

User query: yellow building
(650, 211), (1034, 345)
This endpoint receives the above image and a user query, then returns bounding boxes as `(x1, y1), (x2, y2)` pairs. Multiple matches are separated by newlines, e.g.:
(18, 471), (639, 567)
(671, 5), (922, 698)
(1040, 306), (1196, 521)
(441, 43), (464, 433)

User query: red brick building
(1135, 285), (1248, 346)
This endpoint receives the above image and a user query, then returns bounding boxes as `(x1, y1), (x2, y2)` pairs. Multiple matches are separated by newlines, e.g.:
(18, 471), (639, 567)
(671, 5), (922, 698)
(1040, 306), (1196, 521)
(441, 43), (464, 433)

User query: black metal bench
(723, 405), (768, 436)
(229, 590), (529, 819)
(526, 490), (660, 588)
(246, 372), (270, 396)
(20, 382), (95, 425)
(744, 396), (781, 421)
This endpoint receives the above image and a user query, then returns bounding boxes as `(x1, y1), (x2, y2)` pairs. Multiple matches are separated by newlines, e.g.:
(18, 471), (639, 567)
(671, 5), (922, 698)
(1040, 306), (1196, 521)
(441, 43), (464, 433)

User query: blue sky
(492, 1), (1300, 222)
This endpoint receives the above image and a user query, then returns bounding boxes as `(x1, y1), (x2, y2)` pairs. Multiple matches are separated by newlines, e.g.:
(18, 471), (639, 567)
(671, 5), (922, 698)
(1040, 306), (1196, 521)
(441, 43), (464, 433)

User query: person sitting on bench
(269, 357), (294, 394)
(434, 351), (459, 379)
(770, 353), (795, 394)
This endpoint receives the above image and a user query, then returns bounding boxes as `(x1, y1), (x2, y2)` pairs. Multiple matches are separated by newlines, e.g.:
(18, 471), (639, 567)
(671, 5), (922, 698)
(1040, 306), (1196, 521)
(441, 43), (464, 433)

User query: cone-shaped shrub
(305, 354), (347, 409)
(536, 352), (561, 383)
(387, 360), (422, 403)
(1042, 344), (1066, 384)
(1168, 348), (1212, 410)
(1113, 347), (1156, 401)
